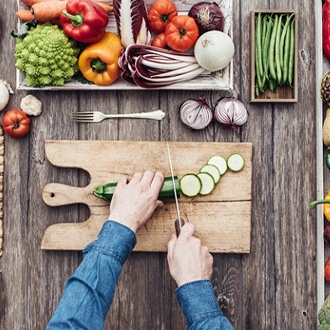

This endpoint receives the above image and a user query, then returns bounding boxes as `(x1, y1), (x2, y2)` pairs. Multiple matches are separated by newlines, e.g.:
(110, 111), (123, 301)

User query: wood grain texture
(0, 0), (318, 329)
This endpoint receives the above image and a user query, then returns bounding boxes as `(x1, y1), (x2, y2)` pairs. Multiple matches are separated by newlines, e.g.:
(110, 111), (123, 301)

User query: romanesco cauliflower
(14, 22), (80, 87)
(319, 294), (330, 329)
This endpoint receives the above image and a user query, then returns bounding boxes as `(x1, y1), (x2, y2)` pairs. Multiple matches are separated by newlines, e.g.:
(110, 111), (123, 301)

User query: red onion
(188, 2), (225, 36)
(214, 97), (248, 130)
(180, 97), (213, 130)
(325, 225), (330, 245)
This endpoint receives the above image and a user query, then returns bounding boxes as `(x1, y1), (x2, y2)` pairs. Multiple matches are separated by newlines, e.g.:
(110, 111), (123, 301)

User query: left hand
(109, 171), (164, 233)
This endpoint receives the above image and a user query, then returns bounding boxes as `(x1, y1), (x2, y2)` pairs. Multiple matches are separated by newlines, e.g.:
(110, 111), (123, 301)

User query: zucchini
(180, 174), (202, 197)
(227, 153), (245, 172)
(197, 172), (215, 195)
(199, 164), (220, 184)
(207, 155), (228, 175)
(94, 176), (180, 201)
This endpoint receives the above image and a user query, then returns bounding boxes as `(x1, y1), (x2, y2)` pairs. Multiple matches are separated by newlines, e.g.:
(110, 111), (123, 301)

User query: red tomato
(148, 0), (178, 33)
(2, 109), (30, 138)
(164, 15), (199, 52)
(151, 33), (171, 49)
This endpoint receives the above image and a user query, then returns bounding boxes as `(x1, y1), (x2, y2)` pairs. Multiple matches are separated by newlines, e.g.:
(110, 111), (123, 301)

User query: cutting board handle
(42, 183), (96, 206)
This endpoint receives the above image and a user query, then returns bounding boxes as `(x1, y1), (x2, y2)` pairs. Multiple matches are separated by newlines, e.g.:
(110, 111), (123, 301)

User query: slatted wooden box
(250, 10), (298, 103)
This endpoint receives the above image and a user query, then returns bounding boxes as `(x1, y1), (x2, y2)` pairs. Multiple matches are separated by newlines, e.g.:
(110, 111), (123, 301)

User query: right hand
(167, 223), (213, 287)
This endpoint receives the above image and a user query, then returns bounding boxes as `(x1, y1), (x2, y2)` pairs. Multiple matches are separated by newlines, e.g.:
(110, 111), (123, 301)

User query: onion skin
(325, 225), (330, 245)
(188, 1), (225, 35)
(214, 97), (248, 130)
(179, 97), (213, 130)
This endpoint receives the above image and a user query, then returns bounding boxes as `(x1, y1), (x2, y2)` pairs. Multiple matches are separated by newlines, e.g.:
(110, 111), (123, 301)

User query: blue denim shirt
(47, 220), (233, 330)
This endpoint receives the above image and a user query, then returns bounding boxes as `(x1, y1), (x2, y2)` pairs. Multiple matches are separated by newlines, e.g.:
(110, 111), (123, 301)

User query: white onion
(214, 97), (248, 130)
(179, 97), (213, 130)
(194, 30), (235, 71)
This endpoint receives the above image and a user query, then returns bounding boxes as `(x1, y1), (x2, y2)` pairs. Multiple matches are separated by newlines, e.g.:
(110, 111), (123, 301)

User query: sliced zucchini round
(199, 164), (221, 184)
(227, 153), (245, 172)
(207, 155), (228, 175)
(180, 174), (202, 197)
(197, 172), (215, 195)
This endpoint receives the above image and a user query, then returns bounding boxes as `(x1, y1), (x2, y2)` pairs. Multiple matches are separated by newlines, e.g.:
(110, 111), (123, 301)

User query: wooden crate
(250, 10), (298, 103)
(15, 0), (234, 91)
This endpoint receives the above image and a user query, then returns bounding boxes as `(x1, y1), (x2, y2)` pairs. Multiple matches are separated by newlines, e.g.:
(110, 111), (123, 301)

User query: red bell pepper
(323, 0), (330, 61)
(60, 0), (109, 44)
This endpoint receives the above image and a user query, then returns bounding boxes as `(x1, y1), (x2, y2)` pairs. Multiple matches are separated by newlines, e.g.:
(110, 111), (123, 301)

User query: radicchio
(113, 0), (152, 48)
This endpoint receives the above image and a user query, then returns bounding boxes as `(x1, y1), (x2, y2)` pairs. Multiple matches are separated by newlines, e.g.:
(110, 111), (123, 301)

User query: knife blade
(166, 142), (184, 236)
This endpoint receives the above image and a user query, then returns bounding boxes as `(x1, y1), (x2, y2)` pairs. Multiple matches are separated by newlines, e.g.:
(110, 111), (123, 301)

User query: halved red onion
(179, 97), (213, 130)
(214, 97), (248, 130)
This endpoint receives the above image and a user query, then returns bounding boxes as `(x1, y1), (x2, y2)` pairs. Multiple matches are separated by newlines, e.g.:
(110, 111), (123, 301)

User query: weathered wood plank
(0, 0), (319, 329)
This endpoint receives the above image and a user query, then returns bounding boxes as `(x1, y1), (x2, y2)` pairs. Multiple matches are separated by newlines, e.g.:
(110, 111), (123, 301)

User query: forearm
(46, 220), (136, 330)
(176, 280), (233, 330)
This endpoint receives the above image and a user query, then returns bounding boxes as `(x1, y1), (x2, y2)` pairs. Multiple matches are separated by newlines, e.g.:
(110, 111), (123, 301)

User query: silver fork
(70, 109), (165, 123)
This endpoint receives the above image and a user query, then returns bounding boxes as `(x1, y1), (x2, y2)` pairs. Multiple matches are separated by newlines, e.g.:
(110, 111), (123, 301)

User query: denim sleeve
(176, 280), (233, 330)
(46, 220), (136, 330)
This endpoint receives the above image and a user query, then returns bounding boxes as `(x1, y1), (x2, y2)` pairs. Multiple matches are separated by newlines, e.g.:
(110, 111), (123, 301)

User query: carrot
(96, 2), (113, 13)
(16, 9), (34, 22)
(31, 1), (68, 23)
(21, 0), (54, 6)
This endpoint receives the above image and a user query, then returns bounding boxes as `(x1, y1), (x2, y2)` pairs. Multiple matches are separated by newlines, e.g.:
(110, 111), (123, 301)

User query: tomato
(164, 15), (199, 52)
(148, 0), (178, 33)
(151, 33), (171, 49)
(2, 109), (30, 138)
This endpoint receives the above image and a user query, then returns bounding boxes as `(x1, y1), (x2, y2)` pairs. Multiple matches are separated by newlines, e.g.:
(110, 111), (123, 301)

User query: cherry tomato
(164, 15), (199, 52)
(148, 0), (178, 33)
(151, 33), (171, 49)
(2, 109), (30, 138)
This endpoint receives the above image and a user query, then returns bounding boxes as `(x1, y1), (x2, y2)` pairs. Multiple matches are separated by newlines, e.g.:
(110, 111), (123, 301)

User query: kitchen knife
(166, 142), (185, 236)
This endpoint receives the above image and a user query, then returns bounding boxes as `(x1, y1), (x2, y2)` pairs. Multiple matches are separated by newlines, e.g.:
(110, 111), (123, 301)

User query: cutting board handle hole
(50, 193), (55, 198)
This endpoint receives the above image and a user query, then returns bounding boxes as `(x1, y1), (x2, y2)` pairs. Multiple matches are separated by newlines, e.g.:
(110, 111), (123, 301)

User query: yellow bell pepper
(310, 190), (330, 221)
(78, 32), (122, 86)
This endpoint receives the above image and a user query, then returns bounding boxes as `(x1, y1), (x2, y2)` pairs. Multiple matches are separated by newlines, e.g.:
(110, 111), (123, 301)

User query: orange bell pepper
(310, 190), (330, 221)
(78, 32), (122, 86)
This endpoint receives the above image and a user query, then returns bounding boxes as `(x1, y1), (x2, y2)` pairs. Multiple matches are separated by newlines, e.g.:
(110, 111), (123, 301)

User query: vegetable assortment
(14, 0), (233, 88)
(254, 12), (295, 97)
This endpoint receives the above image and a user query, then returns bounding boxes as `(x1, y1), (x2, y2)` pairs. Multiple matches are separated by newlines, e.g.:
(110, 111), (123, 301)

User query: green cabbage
(14, 22), (80, 87)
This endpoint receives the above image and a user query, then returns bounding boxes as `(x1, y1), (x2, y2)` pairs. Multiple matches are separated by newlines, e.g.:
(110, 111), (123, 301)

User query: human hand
(167, 223), (213, 287)
(109, 171), (164, 233)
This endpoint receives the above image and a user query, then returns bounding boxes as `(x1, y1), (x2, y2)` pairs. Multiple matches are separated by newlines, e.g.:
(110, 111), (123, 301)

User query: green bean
(261, 15), (267, 50)
(269, 78), (277, 92)
(282, 19), (291, 84)
(262, 17), (273, 80)
(255, 39), (263, 93)
(269, 14), (278, 81)
(288, 20), (295, 86)
(256, 12), (264, 78)
(275, 14), (282, 83)
(279, 14), (294, 72)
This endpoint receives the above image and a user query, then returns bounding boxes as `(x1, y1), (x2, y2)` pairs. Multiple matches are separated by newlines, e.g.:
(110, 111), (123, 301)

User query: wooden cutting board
(41, 140), (253, 253)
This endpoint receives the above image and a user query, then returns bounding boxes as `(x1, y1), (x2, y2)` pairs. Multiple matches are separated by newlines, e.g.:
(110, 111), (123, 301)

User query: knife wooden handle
(175, 218), (185, 237)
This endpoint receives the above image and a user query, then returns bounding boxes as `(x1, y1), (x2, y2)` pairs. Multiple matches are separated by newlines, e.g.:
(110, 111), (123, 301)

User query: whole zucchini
(93, 176), (180, 201)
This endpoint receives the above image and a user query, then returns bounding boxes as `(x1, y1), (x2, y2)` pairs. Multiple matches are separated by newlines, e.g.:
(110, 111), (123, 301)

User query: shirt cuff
(83, 220), (137, 265)
(176, 280), (222, 327)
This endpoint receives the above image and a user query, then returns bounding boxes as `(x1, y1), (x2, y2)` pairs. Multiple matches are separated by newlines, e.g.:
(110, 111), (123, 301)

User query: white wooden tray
(16, 0), (234, 91)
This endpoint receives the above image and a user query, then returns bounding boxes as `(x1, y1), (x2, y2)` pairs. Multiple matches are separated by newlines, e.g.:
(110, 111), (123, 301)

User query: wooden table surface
(0, 0), (320, 329)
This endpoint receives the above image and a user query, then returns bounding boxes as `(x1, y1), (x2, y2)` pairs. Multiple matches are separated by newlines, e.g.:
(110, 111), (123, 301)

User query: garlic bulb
(0, 80), (13, 112)
(214, 97), (248, 130)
